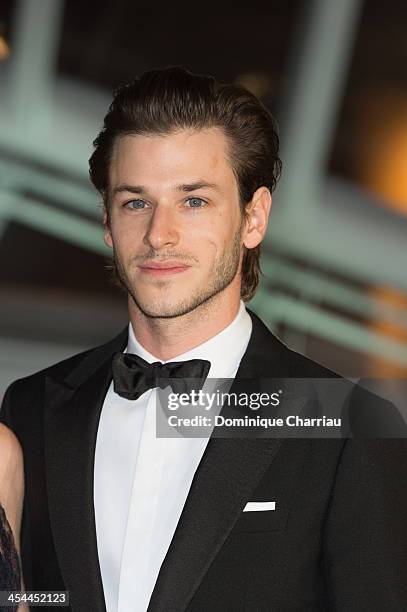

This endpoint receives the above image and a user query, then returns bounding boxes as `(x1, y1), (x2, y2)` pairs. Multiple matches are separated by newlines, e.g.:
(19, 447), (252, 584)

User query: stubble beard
(111, 223), (243, 319)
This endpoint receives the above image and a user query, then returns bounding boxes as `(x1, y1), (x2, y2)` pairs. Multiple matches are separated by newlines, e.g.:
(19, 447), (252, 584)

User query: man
(1, 67), (405, 612)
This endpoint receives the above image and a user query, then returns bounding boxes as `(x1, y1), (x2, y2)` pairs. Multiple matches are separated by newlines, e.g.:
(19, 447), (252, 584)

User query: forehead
(109, 127), (237, 190)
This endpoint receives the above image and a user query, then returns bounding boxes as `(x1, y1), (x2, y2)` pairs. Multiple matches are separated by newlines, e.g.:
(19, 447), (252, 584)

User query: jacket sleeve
(0, 381), (17, 430)
(323, 438), (407, 610)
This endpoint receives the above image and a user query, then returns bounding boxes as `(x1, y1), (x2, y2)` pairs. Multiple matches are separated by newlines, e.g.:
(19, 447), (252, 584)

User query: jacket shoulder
(2, 327), (128, 401)
(247, 307), (340, 379)
(5, 346), (96, 397)
(285, 345), (340, 378)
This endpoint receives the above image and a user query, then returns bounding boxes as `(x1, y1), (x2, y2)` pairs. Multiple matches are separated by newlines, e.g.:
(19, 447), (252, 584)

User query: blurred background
(1, 0), (407, 394)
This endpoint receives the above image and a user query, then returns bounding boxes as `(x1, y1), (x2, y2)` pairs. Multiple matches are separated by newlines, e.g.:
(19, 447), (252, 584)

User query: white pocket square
(243, 501), (276, 512)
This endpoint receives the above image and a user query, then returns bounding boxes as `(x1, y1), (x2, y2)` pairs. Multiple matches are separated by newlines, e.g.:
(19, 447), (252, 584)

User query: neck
(128, 294), (241, 361)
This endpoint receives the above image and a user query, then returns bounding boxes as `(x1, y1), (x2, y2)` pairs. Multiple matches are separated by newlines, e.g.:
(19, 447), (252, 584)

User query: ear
(242, 187), (272, 249)
(103, 209), (113, 248)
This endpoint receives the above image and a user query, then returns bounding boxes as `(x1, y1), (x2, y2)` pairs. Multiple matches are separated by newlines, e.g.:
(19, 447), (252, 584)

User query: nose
(143, 205), (179, 250)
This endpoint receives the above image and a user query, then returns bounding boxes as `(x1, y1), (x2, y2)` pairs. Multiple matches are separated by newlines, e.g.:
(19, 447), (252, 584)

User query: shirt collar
(126, 300), (252, 378)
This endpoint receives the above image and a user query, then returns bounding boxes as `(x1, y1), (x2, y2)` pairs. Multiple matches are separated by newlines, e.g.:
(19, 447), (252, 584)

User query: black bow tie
(112, 352), (211, 400)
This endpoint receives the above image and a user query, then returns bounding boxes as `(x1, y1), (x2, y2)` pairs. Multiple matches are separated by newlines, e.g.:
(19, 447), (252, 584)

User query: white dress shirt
(94, 301), (252, 612)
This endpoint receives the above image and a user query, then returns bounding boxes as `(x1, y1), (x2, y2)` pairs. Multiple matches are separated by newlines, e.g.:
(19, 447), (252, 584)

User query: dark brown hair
(89, 66), (281, 301)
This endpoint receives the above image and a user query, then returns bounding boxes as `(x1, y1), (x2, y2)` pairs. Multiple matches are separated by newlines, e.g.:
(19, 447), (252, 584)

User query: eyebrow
(178, 181), (219, 192)
(111, 181), (220, 197)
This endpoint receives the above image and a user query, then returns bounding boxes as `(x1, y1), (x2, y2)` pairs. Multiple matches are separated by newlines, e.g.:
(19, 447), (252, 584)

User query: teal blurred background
(1, 0), (407, 394)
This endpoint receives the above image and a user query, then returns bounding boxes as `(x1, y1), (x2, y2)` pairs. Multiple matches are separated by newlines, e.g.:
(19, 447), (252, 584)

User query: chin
(133, 296), (187, 319)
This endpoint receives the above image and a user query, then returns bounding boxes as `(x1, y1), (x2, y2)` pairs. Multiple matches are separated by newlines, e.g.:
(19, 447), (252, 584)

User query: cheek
(214, 215), (240, 251)
(206, 210), (235, 241)
(195, 224), (221, 257)
(110, 222), (142, 248)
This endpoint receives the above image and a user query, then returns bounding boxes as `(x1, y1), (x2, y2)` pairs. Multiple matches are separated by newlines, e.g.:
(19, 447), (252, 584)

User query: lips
(139, 261), (191, 276)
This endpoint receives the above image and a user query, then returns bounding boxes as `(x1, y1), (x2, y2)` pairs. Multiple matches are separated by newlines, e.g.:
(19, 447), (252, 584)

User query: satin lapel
(147, 310), (295, 612)
(44, 329), (127, 612)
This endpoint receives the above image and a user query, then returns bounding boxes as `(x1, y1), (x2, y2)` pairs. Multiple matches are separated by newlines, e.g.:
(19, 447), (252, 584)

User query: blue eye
(186, 197), (206, 208)
(126, 199), (146, 209)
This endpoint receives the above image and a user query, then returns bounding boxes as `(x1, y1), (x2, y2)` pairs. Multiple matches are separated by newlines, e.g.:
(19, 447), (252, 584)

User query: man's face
(105, 128), (246, 319)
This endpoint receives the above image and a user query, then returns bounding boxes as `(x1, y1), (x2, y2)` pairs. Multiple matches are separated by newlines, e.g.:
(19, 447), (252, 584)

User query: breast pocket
(230, 505), (289, 534)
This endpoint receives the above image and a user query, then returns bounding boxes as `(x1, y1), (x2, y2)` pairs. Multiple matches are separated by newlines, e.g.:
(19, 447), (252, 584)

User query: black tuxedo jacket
(1, 310), (406, 611)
